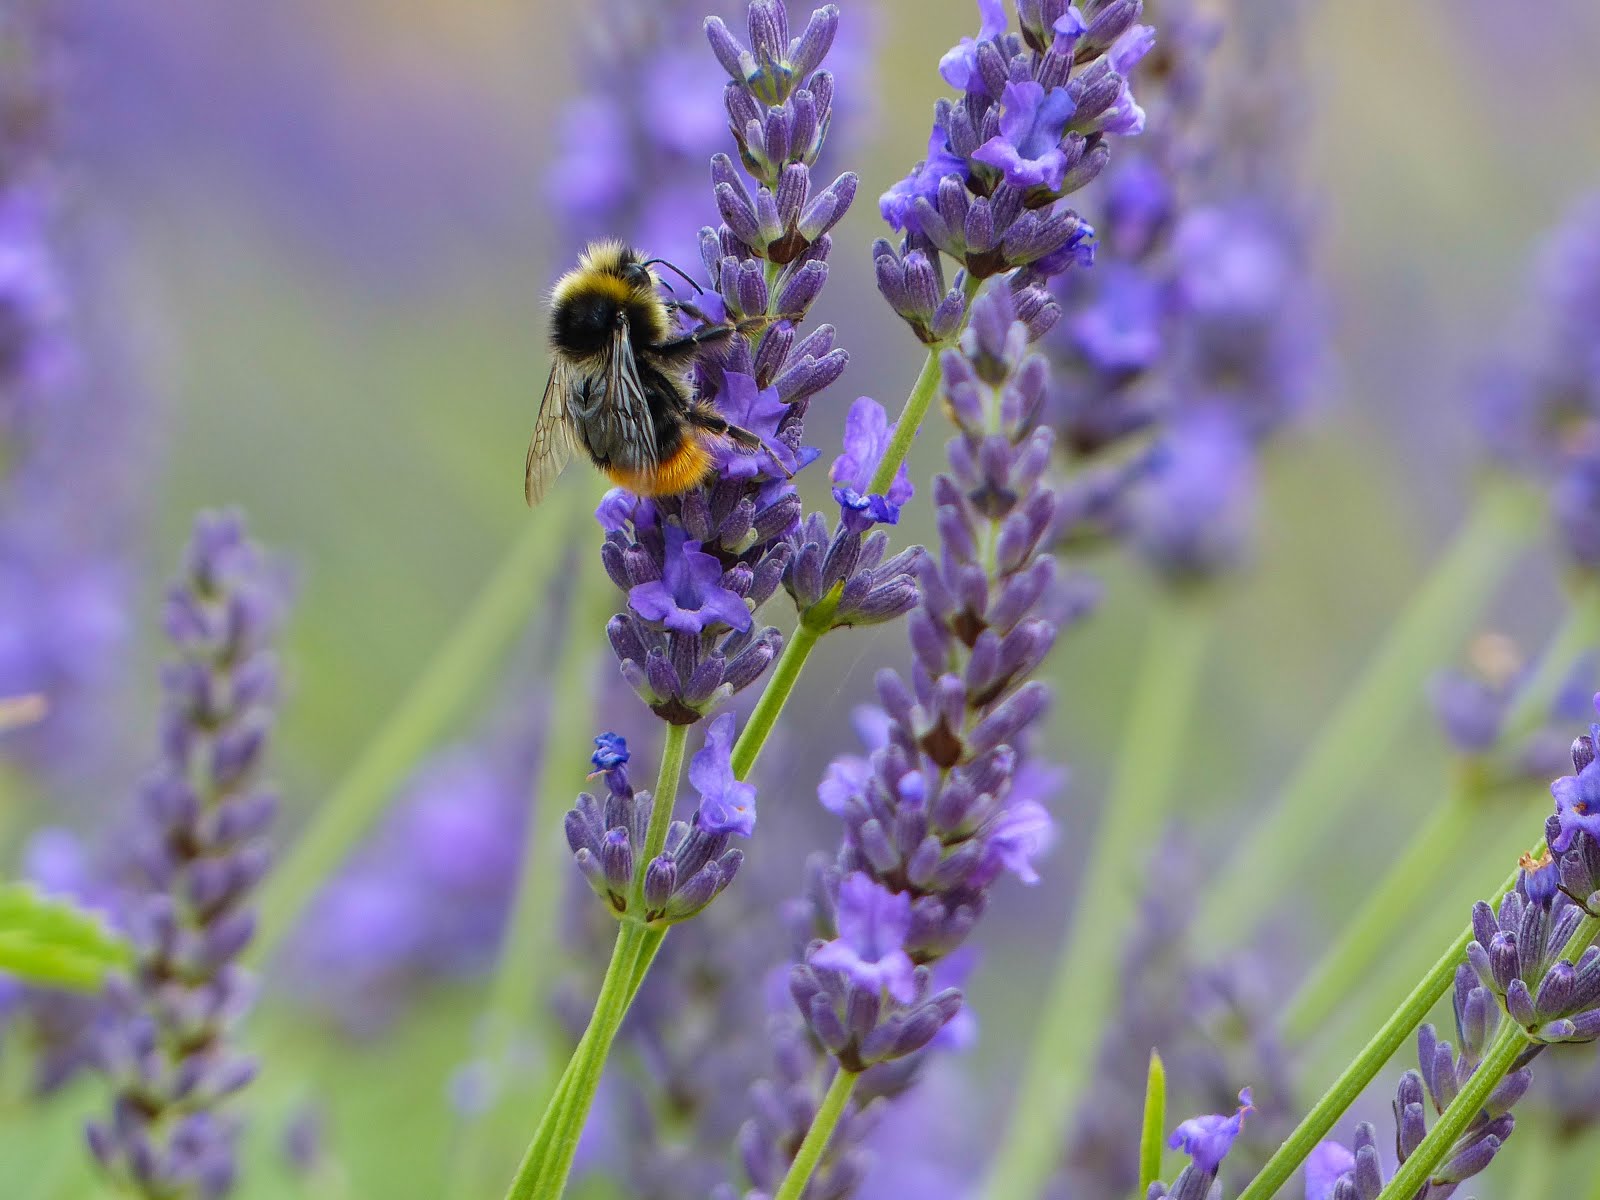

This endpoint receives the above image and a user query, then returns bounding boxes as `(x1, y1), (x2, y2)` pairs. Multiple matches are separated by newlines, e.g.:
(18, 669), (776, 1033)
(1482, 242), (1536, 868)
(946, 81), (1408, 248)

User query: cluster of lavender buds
(876, 0), (1152, 339)
(733, 286), (1089, 1191)
(599, 1), (862, 726)
(1307, 967), (1529, 1199)
(1477, 192), (1600, 570)
(1147, 1089), (1253, 1200)
(86, 512), (288, 1200)
(565, 721), (752, 924)
(1429, 633), (1598, 783)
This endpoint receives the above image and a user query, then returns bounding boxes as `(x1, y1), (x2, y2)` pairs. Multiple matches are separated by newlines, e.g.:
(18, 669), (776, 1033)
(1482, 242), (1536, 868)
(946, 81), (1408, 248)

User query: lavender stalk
(85, 512), (289, 1199)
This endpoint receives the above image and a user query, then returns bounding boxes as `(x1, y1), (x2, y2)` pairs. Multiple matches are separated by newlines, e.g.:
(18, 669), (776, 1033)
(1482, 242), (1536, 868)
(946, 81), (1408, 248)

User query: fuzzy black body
(524, 240), (768, 504)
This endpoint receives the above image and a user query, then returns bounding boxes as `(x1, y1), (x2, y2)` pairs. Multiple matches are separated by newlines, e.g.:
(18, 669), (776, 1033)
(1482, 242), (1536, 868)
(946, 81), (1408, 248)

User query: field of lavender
(5, 0), (1600, 1197)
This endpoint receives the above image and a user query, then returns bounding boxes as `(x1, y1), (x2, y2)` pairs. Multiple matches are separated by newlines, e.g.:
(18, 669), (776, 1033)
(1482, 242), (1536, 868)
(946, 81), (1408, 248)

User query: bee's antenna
(644, 258), (705, 296)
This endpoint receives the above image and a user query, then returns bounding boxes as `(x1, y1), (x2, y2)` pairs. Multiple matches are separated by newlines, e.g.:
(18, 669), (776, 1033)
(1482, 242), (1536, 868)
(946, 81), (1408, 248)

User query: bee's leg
(652, 322), (738, 365)
(686, 404), (794, 479)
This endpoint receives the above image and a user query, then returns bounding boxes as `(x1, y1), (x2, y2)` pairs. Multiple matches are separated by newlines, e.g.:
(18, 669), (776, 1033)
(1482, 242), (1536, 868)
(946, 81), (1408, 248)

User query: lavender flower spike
(565, 720), (752, 926)
(86, 512), (289, 1200)
(734, 286), (1086, 1194)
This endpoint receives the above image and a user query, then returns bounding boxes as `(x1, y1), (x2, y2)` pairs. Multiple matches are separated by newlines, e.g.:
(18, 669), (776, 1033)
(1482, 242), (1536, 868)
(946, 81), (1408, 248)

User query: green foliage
(0, 881), (130, 991)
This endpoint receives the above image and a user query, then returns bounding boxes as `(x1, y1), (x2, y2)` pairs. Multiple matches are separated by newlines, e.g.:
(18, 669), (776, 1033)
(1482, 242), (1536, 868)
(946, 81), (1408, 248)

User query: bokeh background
(5, 0), (1600, 1196)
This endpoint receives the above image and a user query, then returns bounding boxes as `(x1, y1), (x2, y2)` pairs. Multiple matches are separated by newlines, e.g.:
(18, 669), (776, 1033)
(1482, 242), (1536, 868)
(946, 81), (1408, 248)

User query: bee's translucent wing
(605, 322), (659, 475)
(525, 361), (577, 506)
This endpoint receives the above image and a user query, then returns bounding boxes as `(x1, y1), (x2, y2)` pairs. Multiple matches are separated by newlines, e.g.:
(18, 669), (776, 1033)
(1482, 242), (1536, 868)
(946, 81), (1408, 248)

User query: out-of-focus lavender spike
(1, 3), (151, 781)
(1046, 0), (1325, 585)
(86, 512), (289, 1200)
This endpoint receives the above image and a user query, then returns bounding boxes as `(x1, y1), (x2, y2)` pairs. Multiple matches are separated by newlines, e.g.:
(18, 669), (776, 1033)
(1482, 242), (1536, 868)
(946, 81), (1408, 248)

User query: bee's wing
(605, 321), (660, 477)
(525, 360), (577, 506)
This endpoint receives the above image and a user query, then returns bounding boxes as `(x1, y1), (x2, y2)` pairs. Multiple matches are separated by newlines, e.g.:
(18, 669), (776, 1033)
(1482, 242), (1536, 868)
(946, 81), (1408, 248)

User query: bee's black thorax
(550, 292), (619, 358)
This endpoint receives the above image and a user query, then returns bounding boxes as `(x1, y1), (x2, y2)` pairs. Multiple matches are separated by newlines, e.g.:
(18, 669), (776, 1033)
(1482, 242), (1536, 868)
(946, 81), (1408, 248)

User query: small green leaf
(0, 881), (132, 991)
(1138, 1049), (1168, 1198)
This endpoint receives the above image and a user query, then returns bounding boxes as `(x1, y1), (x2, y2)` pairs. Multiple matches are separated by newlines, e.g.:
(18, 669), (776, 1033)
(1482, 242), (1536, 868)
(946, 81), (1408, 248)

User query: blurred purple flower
(811, 873), (917, 1003)
(690, 713), (756, 837)
(1170, 1087), (1254, 1173)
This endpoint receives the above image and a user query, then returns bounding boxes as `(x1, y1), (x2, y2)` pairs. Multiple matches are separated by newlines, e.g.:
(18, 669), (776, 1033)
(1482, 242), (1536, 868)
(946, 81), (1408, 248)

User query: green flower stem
(1282, 781), (1475, 1044)
(730, 301), (977, 782)
(502, 919), (662, 1200)
(502, 725), (684, 1200)
(1376, 1019), (1529, 1200)
(445, 527), (611, 1200)
(253, 494), (578, 963)
(982, 593), (1214, 1200)
(1378, 911), (1600, 1200)
(772, 1068), (859, 1200)
(1235, 848), (1536, 1200)
(1194, 478), (1538, 950)
(730, 616), (823, 781)
(636, 723), (689, 899)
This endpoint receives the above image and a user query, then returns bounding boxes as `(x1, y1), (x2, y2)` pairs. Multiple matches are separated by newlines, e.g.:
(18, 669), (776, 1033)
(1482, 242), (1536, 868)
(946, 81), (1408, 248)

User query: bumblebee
(524, 240), (779, 505)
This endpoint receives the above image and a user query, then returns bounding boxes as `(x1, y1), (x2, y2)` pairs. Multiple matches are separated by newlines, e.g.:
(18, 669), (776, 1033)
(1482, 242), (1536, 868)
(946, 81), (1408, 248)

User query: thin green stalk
(1138, 1052), (1168, 1199)
(1235, 850), (1534, 1200)
(1283, 784), (1473, 1043)
(1195, 478), (1538, 949)
(1377, 1021), (1529, 1200)
(772, 1068), (859, 1200)
(1378, 910), (1600, 1199)
(502, 919), (656, 1200)
(731, 619), (822, 780)
(636, 724), (689, 896)
(500, 726), (686, 1199)
(254, 496), (576, 962)
(446, 521), (610, 1200)
(982, 594), (1214, 1200)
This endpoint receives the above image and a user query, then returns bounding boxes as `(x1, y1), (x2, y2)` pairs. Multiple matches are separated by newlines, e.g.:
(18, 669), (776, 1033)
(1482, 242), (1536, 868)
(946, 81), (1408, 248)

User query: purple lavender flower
(629, 521), (756, 638)
(85, 512), (289, 1200)
(810, 873), (918, 1004)
(690, 713), (757, 836)
(1312, 973), (1525, 1200)
(876, 0), (1147, 303)
(1477, 193), (1600, 570)
(600, 0), (871, 727)
(734, 286), (1087, 1191)
(1044, 0), (1322, 584)
(1, 11), (148, 782)
(830, 396), (914, 532)
(565, 725), (751, 925)
(1149, 1088), (1252, 1200)
(1170, 1087), (1253, 1172)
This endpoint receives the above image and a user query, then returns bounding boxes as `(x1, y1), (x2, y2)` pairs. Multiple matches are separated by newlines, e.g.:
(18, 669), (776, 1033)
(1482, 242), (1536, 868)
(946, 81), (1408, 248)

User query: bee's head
(550, 240), (668, 358)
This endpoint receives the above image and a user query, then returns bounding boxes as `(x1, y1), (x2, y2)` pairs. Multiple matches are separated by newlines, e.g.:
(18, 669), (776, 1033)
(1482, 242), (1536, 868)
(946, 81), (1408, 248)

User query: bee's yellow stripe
(606, 439), (713, 497)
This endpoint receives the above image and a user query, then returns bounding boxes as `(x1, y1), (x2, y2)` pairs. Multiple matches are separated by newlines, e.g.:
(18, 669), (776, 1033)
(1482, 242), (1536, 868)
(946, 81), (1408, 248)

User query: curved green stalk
(772, 1068), (858, 1200)
(254, 494), (577, 962)
(730, 618), (823, 780)
(1235, 849), (1535, 1200)
(446, 519), (612, 1200)
(1195, 478), (1538, 950)
(982, 594), (1214, 1200)
(1377, 910), (1600, 1198)
(500, 727), (686, 1200)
